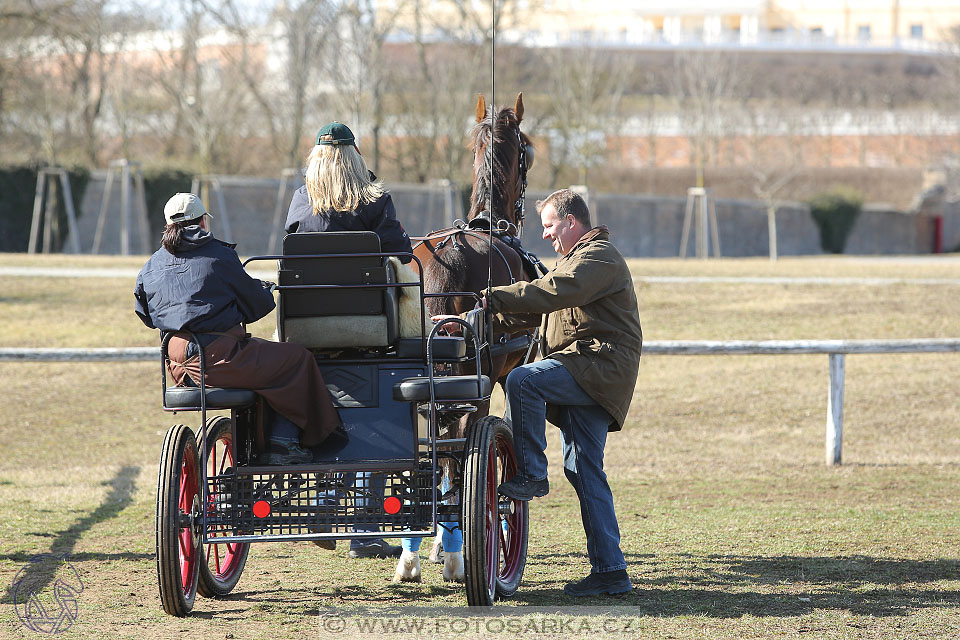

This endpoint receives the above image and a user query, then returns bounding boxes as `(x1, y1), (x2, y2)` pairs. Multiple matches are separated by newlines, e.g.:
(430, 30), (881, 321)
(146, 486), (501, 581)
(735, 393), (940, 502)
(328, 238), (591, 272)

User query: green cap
(315, 121), (356, 146)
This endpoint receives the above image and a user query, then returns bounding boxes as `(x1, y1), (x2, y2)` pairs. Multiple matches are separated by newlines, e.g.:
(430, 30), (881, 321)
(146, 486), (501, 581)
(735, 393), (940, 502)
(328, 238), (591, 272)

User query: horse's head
(468, 92), (534, 236)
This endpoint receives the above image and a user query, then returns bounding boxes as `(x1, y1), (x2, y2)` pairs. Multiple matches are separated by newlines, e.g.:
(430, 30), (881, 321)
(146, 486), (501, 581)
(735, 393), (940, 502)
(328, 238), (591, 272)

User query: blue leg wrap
(440, 522), (462, 553)
(402, 537), (421, 553)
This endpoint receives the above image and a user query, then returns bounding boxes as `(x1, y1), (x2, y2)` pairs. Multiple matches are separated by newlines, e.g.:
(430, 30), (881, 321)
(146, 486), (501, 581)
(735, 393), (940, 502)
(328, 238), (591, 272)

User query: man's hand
(431, 314), (461, 335)
(262, 281), (277, 293)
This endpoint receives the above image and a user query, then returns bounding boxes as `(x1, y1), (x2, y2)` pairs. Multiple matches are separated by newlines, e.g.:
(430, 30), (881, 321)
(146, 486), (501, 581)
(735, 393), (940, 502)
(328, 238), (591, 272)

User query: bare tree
(192, 0), (339, 169)
(670, 48), (744, 189)
(2, 0), (133, 165)
(539, 45), (630, 188)
(325, 0), (409, 174)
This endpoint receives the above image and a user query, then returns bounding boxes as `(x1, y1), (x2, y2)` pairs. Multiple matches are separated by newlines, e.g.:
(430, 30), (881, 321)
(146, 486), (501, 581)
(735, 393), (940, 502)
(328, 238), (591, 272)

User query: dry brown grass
(1, 254), (959, 638)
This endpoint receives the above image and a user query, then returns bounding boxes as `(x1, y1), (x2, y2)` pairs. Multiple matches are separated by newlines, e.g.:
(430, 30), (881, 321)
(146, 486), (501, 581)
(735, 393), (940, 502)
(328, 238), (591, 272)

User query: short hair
(535, 189), (591, 227)
(304, 138), (384, 214)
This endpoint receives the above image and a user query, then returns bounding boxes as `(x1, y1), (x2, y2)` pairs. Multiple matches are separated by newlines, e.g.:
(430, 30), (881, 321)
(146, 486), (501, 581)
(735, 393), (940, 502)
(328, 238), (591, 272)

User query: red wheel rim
(178, 442), (200, 595)
(495, 433), (526, 585)
(204, 429), (244, 581)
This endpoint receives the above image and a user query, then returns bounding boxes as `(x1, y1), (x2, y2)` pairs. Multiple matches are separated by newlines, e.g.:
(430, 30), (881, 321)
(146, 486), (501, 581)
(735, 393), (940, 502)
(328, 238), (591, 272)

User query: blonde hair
(304, 140), (385, 214)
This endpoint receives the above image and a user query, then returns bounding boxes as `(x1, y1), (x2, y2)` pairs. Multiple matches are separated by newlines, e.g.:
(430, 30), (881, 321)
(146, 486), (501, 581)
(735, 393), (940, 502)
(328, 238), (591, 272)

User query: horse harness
(412, 222), (548, 285)
(412, 224), (547, 364)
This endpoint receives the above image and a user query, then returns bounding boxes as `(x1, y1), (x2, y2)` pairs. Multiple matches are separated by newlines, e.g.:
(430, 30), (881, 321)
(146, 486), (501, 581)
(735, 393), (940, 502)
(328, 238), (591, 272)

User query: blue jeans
(504, 358), (626, 573)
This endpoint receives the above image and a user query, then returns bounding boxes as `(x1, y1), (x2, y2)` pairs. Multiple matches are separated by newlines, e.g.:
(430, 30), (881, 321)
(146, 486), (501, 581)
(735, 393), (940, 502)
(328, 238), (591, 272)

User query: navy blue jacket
(284, 186), (413, 262)
(135, 225), (275, 332)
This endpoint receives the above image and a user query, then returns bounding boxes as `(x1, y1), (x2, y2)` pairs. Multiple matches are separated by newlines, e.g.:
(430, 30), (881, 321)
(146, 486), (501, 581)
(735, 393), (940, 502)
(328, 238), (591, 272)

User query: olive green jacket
(486, 226), (642, 430)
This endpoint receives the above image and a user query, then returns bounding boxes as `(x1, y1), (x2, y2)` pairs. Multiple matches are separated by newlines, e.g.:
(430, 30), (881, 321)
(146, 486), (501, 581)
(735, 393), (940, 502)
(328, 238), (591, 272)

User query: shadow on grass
(1, 464), (139, 604)
(513, 553), (960, 617)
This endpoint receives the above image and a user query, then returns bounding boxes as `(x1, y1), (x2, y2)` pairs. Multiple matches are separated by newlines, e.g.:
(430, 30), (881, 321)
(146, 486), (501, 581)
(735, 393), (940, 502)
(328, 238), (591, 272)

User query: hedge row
(0, 166), (193, 253)
(0, 166), (90, 253)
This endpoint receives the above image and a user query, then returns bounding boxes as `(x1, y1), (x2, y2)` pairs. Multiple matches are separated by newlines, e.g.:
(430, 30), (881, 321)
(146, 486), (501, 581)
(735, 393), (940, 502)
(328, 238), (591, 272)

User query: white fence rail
(4, 339), (960, 466)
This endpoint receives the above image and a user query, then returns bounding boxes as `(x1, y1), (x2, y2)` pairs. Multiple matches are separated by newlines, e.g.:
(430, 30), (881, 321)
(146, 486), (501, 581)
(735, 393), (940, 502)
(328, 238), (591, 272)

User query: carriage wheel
(462, 416), (529, 606)
(197, 416), (249, 597)
(156, 424), (201, 616)
(494, 421), (528, 598)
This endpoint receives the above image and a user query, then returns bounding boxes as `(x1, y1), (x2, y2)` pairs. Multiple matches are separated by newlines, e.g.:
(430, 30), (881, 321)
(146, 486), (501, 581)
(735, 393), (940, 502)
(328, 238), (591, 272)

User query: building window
(857, 24), (871, 42)
(910, 23), (923, 39)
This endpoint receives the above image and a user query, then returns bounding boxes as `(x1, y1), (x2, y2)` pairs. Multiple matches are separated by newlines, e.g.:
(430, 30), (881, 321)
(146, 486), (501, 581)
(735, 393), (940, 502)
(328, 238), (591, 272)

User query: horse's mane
(468, 106), (522, 229)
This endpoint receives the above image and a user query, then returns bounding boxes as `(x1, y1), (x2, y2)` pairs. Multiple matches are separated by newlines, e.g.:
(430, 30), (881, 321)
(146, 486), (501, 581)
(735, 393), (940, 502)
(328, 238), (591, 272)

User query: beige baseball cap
(163, 193), (214, 225)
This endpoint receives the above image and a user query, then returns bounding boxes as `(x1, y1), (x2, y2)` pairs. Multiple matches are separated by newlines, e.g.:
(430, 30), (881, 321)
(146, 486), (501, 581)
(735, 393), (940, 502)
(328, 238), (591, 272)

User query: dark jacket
(134, 225), (275, 332)
(486, 226), (642, 431)
(284, 186), (412, 262)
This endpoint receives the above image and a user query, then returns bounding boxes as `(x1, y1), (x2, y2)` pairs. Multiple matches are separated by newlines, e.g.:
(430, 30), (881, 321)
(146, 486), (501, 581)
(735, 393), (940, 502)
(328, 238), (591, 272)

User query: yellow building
(384, 1), (960, 49)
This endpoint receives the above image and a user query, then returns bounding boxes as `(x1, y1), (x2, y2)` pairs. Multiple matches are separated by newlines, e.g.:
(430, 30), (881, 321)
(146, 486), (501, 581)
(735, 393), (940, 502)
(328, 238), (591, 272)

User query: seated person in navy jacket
(136, 193), (344, 464)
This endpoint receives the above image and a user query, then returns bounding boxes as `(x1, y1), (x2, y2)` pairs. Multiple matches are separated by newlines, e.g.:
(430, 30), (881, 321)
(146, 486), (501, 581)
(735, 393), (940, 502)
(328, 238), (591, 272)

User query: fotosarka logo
(12, 554), (84, 635)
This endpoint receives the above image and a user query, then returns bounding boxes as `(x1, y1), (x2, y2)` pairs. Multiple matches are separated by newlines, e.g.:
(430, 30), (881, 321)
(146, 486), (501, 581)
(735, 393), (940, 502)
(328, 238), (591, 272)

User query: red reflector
(252, 500), (271, 518)
(383, 496), (402, 514)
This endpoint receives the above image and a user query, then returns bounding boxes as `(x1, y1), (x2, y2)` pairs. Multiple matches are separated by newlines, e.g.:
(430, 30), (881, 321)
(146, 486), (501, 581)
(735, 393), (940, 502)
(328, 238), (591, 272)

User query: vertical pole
(58, 170), (82, 254)
(28, 171), (45, 254)
(135, 166), (151, 254)
(679, 190), (694, 257)
(92, 167), (116, 254)
(444, 180), (455, 227)
(826, 353), (845, 466)
(42, 174), (55, 253)
(268, 170), (292, 255)
(767, 205), (778, 261)
(708, 191), (721, 257)
(214, 179), (231, 243)
(120, 162), (131, 255)
(696, 191), (707, 258)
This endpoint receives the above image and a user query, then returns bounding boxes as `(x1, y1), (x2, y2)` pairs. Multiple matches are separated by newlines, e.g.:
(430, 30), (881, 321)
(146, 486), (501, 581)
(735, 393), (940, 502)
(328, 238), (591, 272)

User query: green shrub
(807, 187), (864, 254)
(0, 166), (90, 253)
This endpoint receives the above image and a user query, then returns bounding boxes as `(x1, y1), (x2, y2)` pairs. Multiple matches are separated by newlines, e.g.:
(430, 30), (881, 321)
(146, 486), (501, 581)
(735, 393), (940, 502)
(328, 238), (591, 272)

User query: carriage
(155, 230), (530, 616)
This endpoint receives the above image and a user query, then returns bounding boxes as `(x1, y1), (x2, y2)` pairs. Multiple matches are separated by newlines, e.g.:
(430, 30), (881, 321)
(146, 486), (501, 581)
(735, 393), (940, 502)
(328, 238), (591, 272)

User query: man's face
(541, 204), (576, 255)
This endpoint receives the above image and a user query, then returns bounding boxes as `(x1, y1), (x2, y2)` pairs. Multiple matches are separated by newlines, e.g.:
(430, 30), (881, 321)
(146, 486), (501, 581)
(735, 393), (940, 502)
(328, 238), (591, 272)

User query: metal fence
(5, 338), (959, 466)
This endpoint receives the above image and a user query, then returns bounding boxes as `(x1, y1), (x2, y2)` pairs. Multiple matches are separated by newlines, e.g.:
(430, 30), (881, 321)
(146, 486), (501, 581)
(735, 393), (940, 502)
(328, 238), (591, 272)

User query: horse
(393, 92), (541, 583)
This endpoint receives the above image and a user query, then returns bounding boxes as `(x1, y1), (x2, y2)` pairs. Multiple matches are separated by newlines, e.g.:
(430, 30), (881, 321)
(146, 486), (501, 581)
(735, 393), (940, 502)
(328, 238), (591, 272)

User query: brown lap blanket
(166, 326), (341, 447)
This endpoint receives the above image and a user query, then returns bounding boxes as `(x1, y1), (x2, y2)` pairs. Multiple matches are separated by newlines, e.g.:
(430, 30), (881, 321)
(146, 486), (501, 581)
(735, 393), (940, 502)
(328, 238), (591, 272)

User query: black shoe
(348, 539), (402, 559)
(259, 441), (312, 465)
(309, 525), (336, 550)
(497, 475), (549, 501)
(563, 570), (632, 597)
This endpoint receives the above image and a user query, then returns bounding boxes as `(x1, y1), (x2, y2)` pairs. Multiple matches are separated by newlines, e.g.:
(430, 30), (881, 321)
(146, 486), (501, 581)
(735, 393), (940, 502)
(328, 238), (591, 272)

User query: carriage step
(419, 437), (466, 449)
(418, 403), (478, 418)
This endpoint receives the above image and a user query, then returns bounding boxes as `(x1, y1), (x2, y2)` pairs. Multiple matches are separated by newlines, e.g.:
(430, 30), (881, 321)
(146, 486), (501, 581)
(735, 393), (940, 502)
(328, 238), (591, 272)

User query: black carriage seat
(280, 232), (398, 348)
(164, 386), (258, 410)
(278, 231), (466, 360)
(392, 374), (492, 402)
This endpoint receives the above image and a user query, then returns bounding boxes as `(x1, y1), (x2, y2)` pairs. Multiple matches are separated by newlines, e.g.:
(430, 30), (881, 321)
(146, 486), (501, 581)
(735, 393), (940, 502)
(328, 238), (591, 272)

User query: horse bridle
(470, 120), (534, 237)
(514, 125), (534, 237)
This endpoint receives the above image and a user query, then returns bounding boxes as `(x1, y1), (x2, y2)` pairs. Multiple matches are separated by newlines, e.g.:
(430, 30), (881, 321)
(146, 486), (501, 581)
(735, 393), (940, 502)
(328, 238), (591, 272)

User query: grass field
(1, 253), (959, 639)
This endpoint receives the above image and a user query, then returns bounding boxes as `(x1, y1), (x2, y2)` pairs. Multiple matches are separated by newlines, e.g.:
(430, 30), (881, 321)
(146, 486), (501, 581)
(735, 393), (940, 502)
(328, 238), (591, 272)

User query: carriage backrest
(278, 231), (399, 349)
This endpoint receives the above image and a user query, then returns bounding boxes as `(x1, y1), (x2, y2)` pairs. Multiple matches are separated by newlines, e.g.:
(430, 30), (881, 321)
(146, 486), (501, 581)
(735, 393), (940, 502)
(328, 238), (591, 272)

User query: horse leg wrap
(440, 522), (462, 554)
(402, 537), (422, 553)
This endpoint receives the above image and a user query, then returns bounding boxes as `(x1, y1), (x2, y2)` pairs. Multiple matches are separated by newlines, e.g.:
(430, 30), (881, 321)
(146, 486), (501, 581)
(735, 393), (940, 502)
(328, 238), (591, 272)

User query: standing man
(486, 189), (642, 596)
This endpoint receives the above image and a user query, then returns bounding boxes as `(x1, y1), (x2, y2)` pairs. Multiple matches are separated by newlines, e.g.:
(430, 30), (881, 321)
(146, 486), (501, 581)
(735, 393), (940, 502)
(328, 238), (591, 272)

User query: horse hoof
(393, 550), (422, 583)
(442, 551), (465, 583)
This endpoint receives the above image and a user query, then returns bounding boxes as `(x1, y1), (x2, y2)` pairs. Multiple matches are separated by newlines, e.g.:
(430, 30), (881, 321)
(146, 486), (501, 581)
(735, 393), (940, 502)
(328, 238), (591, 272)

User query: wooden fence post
(826, 353), (845, 465)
